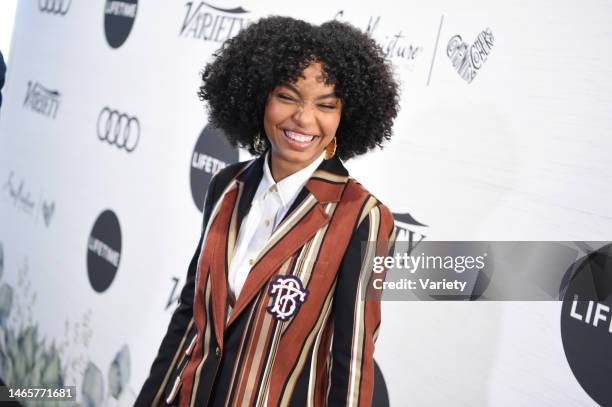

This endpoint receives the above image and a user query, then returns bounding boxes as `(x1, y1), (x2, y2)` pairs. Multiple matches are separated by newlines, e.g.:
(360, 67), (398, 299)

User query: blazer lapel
(207, 157), (262, 348)
(235, 155), (265, 229)
(208, 181), (240, 348)
(226, 155), (350, 327)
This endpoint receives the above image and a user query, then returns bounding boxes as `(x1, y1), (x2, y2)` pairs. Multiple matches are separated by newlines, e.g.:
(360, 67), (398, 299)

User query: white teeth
(284, 130), (315, 143)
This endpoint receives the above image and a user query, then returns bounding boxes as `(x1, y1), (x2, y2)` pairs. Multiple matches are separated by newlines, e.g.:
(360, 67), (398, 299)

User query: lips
(284, 129), (315, 142)
(282, 129), (318, 149)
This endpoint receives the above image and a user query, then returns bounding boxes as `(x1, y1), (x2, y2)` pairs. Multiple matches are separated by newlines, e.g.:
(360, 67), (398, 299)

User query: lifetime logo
(88, 236), (120, 267)
(96, 106), (140, 152)
(39, 0), (71, 15)
(569, 294), (612, 334)
(191, 152), (227, 174)
(104, 0), (138, 48)
(105, 0), (137, 18)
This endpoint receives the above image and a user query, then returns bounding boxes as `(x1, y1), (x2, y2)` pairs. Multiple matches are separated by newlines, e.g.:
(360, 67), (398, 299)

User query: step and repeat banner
(0, 0), (611, 405)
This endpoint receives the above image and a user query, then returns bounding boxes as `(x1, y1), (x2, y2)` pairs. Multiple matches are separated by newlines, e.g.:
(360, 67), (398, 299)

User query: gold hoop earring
(254, 132), (266, 154)
(324, 137), (337, 160)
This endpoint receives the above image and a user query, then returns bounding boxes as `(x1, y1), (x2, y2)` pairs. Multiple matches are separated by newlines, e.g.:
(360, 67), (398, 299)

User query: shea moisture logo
(23, 81), (61, 119)
(334, 11), (423, 71)
(180, 1), (251, 43)
(366, 16), (422, 65)
(447, 28), (494, 83)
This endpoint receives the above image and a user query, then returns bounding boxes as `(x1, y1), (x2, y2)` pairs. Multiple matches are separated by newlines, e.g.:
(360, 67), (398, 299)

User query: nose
(291, 103), (315, 128)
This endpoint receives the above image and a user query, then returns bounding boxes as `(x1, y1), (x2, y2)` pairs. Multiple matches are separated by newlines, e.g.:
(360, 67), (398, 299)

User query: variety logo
(179, 1), (251, 43)
(561, 243), (612, 406)
(23, 81), (61, 119)
(3, 171), (56, 227)
(267, 275), (309, 321)
(166, 277), (181, 310)
(96, 107), (141, 152)
(39, 0), (71, 15)
(104, 0), (138, 48)
(447, 28), (494, 83)
(190, 124), (239, 212)
(334, 11), (423, 71)
(87, 210), (122, 293)
(393, 212), (427, 255)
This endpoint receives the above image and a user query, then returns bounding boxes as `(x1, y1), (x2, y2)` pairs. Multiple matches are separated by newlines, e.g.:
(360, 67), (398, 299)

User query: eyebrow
(280, 82), (338, 100)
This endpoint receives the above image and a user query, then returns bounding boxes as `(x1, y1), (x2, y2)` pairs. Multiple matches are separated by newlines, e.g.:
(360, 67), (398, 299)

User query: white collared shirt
(228, 151), (325, 302)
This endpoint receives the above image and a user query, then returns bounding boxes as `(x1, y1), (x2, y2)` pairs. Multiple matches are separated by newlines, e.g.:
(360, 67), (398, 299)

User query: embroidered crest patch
(266, 275), (309, 321)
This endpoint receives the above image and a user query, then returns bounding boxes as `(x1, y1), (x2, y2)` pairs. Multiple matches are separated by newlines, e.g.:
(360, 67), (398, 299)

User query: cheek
(264, 100), (291, 127)
(321, 113), (342, 138)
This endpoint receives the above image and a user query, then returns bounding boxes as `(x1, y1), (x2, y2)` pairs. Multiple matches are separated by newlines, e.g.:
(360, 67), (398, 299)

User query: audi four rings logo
(39, 0), (71, 15)
(97, 107), (141, 152)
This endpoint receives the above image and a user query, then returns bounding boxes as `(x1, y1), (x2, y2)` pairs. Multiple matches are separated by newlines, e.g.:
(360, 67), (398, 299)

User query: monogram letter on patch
(267, 275), (309, 321)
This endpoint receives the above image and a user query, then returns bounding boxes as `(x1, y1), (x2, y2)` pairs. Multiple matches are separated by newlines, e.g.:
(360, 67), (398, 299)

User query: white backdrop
(0, 0), (610, 405)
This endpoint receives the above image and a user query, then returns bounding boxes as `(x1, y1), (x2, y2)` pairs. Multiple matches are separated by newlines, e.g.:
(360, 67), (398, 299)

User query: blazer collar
(236, 153), (349, 204)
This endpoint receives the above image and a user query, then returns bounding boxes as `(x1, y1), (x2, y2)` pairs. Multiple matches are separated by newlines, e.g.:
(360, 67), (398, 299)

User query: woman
(136, 16), (399, 407)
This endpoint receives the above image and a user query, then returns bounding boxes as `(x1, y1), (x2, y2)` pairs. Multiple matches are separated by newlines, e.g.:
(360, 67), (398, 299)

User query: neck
(269, 152), (318, 182)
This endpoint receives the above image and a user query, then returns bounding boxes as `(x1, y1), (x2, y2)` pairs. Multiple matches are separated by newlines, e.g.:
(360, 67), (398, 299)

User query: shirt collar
(256, 151), (325, 206)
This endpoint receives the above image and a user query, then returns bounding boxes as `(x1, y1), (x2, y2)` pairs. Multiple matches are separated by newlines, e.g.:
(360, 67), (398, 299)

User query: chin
(274, 149), (314, 164)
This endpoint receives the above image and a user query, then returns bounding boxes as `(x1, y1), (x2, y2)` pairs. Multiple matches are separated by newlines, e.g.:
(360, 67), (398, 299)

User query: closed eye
(319, 104), (337, 110)
(277, 93), (295, 101)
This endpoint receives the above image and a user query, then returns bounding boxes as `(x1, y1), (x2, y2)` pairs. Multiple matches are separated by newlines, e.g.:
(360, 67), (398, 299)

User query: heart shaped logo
(447, 28), (494, 83)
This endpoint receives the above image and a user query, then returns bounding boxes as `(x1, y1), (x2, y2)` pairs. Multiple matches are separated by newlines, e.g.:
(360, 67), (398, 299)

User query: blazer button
(215, 346), (221, 357)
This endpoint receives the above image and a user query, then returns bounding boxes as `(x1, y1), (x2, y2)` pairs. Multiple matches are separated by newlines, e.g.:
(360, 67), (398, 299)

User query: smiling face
(263, 62), (342, 181)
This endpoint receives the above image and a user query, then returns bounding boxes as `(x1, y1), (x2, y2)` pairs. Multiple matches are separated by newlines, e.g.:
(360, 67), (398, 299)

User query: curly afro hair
(198, 16), (399, 161)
